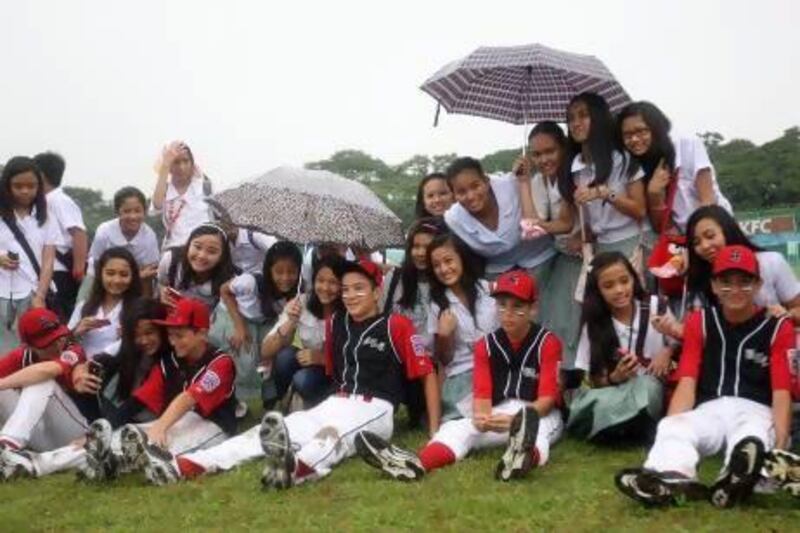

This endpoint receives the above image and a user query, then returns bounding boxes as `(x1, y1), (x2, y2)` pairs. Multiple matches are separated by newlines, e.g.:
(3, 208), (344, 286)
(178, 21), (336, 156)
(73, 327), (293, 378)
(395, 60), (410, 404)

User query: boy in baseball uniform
(616, 245), (795, 508)
(356, 269), (564, 481)
(0, 308), (89, 478)
(130, 260), (440, 488)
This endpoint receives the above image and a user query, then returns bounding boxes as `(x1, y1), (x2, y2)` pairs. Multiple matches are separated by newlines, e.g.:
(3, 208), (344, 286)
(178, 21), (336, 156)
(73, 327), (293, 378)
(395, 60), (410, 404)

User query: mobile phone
(7, 251), (19, 261)
(93, 318), (112, 327)
(166, 287), (182, 299)
(88, 360), (105, 380)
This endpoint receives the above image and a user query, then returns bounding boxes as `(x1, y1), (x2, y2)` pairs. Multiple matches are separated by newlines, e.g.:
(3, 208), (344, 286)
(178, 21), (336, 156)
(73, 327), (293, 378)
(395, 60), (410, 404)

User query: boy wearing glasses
(616, 245), (795, 508)
(355, 269), (563, 482)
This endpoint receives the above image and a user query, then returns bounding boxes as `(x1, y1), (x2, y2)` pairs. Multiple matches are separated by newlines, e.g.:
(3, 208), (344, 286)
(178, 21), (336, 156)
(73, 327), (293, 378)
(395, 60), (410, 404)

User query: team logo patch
(522, 367), (538, 379)
(60, 350), (79, 366)
(743, 349), (769, 368)
(730, 249), (742, 263)
(410, 335), (427, 357)
(199, 370), (221, 392)
(363, 337), (386, 352)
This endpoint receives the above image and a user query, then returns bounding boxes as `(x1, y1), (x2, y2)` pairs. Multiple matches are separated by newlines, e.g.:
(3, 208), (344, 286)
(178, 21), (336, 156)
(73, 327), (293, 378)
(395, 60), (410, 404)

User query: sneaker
(354, 431), (424, 481)
(235, 400), (249, 420)
(120, 425), (179, 486)
(0, 443), (35, 481)
(763, 449), (800, 498)
(615, 468), (708, 506)
(496, 407), (540, 481)
(80, 419), (117, 482)
(710, 437), (765, 508)
(259, 412), (294, 490)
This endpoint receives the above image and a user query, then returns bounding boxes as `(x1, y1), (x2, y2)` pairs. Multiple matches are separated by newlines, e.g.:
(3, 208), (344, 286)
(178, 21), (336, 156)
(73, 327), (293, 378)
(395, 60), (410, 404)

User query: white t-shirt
(381, 268), (433, 351)
(268, 293), (326, 351)
(427, 280), (498, 378)
(444, 174), (555, 275)
(0, 209), (59, 299)
(528, 172), (580, 256)
(46, 187), (86, 272)
(228, 273), (265, 322)
(670, 135), (732, 231)
(87, 218), (160, 276)
(231, 228), (276, 274)
(157, 249), (217, 310)
(755, 251), (800, 307)
(151, 177), (211, 250)
(68, 300), (123, 359)
(575, 295), (667, 373)
(570, 151), (646, 244)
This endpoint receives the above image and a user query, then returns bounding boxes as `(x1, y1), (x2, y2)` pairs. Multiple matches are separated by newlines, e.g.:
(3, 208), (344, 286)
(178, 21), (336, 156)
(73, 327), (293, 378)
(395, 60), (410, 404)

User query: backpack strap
(2, 214), (41, 277)
(635, 298), (651, 359)
(202, 175), (213, 196)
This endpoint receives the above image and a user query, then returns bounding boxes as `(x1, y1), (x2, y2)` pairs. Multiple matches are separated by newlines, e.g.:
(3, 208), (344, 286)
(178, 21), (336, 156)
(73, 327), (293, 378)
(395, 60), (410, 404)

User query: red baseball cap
(18, 308), (71, 349)
(153, 298), (210, 329)
(712, 245), (759, 277)
(491, 270), (537, 303)
(342, 259), (383, 288)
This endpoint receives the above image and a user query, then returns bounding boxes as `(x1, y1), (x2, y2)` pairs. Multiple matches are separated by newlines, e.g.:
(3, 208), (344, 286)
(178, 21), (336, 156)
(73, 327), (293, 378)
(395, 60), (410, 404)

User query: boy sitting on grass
(615, 245), (795, 508)
(355, 269), (563, 482)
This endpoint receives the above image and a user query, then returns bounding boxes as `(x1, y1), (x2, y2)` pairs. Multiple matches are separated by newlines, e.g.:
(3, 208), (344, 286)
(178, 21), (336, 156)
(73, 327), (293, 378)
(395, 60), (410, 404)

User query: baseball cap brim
(27, 325), (71, 349)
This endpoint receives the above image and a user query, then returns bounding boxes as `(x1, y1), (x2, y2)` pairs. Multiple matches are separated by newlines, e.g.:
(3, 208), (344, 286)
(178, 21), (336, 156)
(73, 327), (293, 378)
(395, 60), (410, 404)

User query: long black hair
(580, 251), (647, 378)
(560, 92), (636, 203)
(259, 241), (303, 323)
(114, 298), (169, 400)
(618, 101), (676, 180)
(81, 247), (142, 323)
(0, 156), (48, 225)
(528, 120), (570, 186)
(427, 232), (485, 318)
(415, 172), (448, 218)
(685, 205), (763, 303)
(396, 217), (445, 310)
(306, 254), (346, 319)
(170, 223), (235, 297)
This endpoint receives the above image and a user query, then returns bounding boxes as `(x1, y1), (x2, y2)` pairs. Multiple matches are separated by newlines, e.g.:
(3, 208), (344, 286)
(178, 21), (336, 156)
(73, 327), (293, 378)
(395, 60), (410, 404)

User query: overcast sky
(1, 0), (798, 197)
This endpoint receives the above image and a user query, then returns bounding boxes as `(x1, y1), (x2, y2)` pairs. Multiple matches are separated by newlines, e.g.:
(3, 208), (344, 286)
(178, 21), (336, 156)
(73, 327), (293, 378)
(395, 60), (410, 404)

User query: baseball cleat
(0, 443), (35, 481)
(763, 449), (800, 498)
(615, 468), (708, 506)
(496, 407), (539, 481)
(710, 437), (765, 508)
(259, 412), (294, 490)
(120, 424), (179, 486)
(354, 431), (424, 481)
(80, 419), (117, 482)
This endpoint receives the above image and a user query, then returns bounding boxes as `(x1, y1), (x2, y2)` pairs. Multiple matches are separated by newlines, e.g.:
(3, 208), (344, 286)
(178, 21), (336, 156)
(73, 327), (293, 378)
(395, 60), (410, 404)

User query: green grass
(1, 410), (798, 532)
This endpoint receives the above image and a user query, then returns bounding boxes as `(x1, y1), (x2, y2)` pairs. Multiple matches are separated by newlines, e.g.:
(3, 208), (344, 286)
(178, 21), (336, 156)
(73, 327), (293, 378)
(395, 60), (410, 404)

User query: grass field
(1, 409), (798, 532)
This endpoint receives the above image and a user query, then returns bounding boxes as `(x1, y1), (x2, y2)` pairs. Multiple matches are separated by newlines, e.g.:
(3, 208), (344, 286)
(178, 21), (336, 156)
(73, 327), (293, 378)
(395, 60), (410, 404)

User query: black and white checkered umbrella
(207, 166), (404, 248)
(421, 43), (632, 125)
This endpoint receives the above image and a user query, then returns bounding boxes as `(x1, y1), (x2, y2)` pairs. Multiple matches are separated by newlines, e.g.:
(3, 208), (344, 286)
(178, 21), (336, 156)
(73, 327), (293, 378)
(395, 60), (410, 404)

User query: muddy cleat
(496, 407), (540, 481)
(615, 468), (708, 506)
(710, 437), (765, 508)
(0, 444), (35, 481)
(80, 419), (117, 482)
(763, 449), (800, 498)
(120, 424), (179, 486)
(355, 431), (424, 481)
(259, 412), (294, 490)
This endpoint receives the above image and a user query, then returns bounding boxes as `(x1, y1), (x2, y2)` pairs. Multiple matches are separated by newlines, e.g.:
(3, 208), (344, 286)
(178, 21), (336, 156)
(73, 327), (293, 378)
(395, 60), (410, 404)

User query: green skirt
(1, 295), (32, 353)
(441, 370), (473, 422)
(209, 305), (274, 400)
(541, 252), (583, 369)
(566, 374), (663, 441)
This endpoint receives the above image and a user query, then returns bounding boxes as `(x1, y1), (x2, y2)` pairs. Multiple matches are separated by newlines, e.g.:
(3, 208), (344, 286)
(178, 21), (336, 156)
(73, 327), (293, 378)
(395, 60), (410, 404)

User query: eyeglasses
(622, 127), (651, 142)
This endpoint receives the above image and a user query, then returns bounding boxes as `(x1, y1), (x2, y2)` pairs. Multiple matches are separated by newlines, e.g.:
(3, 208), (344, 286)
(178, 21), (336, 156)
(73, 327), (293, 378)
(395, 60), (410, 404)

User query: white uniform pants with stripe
(643, 396), (775, 479)
(30, 411), (228, 477)
(184, 395), (394, 482)
(431, 399), (563, 465)
(0, 380), (88, 451)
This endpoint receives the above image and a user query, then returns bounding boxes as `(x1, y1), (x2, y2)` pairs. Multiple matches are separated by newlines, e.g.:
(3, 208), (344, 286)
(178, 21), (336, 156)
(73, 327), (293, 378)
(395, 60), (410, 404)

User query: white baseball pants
(643, 396), (775, 479)
(184, 394), (394, 482)
(0, 380), (88, 451)
(430, 399), (563, 465)
(30, 411), (228, 477)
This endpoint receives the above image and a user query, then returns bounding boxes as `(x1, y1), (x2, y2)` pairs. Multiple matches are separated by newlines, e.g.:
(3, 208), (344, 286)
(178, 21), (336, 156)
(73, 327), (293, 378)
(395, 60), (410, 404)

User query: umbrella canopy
(421, 43), (632, 125)
(206, 166), (404, 248)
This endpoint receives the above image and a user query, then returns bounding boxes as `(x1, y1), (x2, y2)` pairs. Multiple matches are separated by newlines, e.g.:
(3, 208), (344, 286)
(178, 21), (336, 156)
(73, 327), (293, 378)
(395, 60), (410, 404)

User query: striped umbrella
(206, 166), (404, 248)
(421, 43), (632, 126)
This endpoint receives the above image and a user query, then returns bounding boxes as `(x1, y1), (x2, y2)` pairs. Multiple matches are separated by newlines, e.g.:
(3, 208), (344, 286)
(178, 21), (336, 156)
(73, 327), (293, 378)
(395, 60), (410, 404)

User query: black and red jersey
(677, 306), (794, 407)
(133, 345), (237, 434)
(0, 342), (86, 392)
(325, 311), (434, 407)
(473, 324), (561, 406)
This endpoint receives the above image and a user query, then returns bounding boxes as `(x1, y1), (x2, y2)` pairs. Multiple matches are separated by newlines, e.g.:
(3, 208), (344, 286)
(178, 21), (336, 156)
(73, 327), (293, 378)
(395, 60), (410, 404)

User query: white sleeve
(688, 137), (713, 179)
(575, 325), (590, 372)
(141, 225), (161, 265)
(767, 253), (800, 303)
(427, 302), (440, 336)
(230, 273), (257, 299)
(41, 217), (60, 246)
(252, 232), (277, 251)
(88, 223), (110, 265)
(157, 250), (172, 285)
(59, 195), (86, 231)
(67, 301), (84, 330)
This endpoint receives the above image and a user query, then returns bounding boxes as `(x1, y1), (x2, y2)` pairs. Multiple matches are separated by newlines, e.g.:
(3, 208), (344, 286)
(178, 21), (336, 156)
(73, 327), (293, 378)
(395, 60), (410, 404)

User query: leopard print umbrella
(207, 166), (405, 248)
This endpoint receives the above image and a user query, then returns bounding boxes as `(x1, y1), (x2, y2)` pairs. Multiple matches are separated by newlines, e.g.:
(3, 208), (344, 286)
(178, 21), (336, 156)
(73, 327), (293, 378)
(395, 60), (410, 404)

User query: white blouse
(68, 300), (123, 360)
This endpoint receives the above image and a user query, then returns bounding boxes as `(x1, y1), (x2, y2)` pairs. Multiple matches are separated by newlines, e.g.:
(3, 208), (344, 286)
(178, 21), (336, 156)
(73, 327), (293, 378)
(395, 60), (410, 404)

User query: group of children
(1, 92), (799, 510)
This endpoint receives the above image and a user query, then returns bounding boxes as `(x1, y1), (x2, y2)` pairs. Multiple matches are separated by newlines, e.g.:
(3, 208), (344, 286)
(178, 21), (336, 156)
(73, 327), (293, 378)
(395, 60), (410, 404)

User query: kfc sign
(739, 215), (796, 235)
